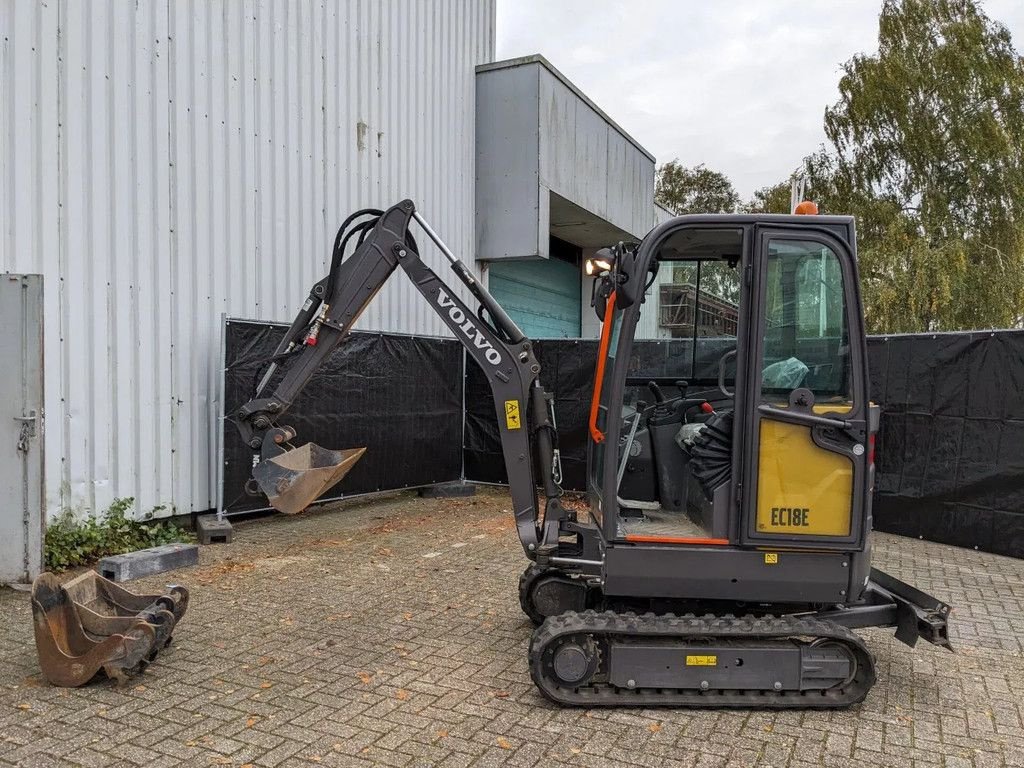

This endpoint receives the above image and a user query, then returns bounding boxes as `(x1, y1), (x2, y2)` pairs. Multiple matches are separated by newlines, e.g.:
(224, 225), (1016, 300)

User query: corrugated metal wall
(0, 0), (495, 519)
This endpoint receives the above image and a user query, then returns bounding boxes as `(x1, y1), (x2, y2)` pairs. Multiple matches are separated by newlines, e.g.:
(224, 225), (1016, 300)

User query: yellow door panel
(756, 420), (853, 537)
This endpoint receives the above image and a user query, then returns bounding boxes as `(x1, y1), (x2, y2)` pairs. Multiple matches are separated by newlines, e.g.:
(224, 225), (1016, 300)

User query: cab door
(741, 228), (870, 549)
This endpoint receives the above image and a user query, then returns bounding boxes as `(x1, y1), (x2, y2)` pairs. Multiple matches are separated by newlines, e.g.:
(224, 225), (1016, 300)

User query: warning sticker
(685, 655), (718, 666)
(504, 400), (521, 430)
(764, 552), (779, 564)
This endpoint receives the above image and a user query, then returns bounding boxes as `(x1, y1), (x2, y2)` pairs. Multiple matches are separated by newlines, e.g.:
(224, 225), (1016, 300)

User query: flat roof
(476, 54), (656, 163)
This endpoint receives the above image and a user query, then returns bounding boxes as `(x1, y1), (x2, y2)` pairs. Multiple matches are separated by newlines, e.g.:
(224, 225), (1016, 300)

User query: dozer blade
(31, 573), (160, 687)
(253, 443), (366, 514)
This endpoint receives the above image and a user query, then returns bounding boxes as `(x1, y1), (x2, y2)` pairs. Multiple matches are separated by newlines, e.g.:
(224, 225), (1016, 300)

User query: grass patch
(44, 497), (194, 572)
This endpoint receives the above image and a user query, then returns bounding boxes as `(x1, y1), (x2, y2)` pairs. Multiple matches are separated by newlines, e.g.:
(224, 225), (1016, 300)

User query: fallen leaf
(402, 612), (413, 621)
(307, 756), (321, 763)
(257, 656), (274, 666)
(570, 747), (582, 755)
(435, 730), (448, 740)
(496, 737), (513, 750)
(396, 689), (410, 701)
(259, 682), (273, 689)
(280, 616), (294, 626)
(357, 671), (373, 685)
(492, 690), (510, 699)
(134, 685), (146, 692)
(648, 722), (662, 733)
(246, 717), (258, 728)
(16, 703), (30, 711)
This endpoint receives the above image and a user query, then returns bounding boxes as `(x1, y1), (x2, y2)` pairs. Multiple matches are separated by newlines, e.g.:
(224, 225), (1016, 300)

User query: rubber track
(529, 610), (876, 708)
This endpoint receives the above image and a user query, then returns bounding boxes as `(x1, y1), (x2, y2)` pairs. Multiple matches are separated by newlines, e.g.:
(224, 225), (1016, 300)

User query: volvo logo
(436, 287), (502, 366)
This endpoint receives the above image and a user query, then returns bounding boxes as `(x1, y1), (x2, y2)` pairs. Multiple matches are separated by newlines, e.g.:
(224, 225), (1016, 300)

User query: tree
(811, 0), (1024, 332)
(656, 161), (740, 215)
(746, 181), (793, 214)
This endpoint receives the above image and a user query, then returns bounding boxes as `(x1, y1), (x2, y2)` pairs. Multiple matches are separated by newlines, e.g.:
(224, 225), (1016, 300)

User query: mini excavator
(234, 199), (952, 708)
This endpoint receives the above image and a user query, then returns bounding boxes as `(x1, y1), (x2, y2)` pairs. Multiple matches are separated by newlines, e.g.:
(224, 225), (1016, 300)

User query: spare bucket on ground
(31, 571), (189, 687)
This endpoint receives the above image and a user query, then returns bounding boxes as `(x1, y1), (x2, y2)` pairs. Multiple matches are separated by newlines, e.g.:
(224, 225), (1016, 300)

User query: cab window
(761, 240), (851, 404)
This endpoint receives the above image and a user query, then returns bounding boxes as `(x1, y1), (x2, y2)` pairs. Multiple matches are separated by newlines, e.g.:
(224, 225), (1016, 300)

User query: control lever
(647, 381), (665, 404)
(674, 380), (689, 398)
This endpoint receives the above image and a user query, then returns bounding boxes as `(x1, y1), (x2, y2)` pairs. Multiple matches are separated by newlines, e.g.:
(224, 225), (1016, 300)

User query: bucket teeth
(31, 571), (189, 687)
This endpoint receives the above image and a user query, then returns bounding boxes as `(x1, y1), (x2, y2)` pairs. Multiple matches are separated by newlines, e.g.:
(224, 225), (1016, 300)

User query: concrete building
(0, 1), (667, 555)
(475, 55), (669, 339)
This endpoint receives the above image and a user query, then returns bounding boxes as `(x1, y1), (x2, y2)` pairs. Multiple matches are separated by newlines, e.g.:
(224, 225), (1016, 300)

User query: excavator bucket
(61, 570), (189, 650)
(31, 572), (184, 686)
(253, 443), (366, 514)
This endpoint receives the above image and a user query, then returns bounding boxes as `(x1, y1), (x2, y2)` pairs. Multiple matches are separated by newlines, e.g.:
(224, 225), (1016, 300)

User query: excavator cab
(589, 219), (868, 555)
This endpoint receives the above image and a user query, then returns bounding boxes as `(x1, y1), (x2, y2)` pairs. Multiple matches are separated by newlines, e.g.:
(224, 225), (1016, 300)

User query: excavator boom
(233, 200), (565, 555)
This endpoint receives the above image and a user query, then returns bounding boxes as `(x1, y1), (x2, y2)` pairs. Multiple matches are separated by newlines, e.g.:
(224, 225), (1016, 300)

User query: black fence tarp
(221, 320), (463, 513)
(220, 319), (1024, 557)
(868, 331), (1024, 558)
(463, 332), (1024, 559)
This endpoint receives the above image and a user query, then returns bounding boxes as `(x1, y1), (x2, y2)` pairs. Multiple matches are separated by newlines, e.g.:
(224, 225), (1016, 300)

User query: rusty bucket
(31, 572), (190, 687)
(61, 571), (189, 651)
(253, 444), (366, 514)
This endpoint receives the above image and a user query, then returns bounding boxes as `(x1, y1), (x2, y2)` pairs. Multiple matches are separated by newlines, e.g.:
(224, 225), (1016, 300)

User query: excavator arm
(233, 199), (566, 557)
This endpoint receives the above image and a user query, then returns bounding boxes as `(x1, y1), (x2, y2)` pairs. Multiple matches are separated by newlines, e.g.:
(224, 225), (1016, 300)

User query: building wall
(476, 56), (656, 262)
(0, 0), (495, 519)
(489, 258), (582, 338)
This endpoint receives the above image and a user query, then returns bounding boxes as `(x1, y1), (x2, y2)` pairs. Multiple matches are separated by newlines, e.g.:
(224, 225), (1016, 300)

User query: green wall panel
(489, 258), (581, 338)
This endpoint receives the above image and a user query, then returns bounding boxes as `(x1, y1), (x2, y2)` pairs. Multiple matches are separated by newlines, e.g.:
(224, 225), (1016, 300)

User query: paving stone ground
(1, 487), (1023, 768)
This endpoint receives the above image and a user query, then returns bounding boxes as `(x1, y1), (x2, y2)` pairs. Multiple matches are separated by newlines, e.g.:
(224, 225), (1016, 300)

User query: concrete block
(418, 482), (477, 499)
(97, 543), (199, 582)
(196, 514), (234, 545)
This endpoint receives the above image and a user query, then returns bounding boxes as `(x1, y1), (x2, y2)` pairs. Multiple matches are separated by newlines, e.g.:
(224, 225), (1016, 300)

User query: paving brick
(1, 488), (1022, 766)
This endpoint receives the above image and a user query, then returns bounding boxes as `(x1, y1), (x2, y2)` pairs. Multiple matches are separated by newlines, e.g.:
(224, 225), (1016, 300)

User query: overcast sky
(496, 1), (1024, 200)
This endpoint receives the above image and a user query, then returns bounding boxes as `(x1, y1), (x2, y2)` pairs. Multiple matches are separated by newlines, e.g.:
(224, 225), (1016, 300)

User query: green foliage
(810, 0), (1024, 332)
(745, 181), (792, 214)
(44, 498), (194, 572)
(656, 160), (741, 215)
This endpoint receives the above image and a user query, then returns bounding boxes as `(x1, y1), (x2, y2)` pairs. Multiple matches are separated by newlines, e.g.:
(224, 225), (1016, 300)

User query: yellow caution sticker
(504, 400), (521, 430)
(685, 655), (718, 666)
(764, 552), (779, 564)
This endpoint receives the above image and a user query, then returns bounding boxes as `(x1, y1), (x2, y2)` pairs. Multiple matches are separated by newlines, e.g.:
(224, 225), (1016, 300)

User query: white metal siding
(0, 0), (495, 519)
